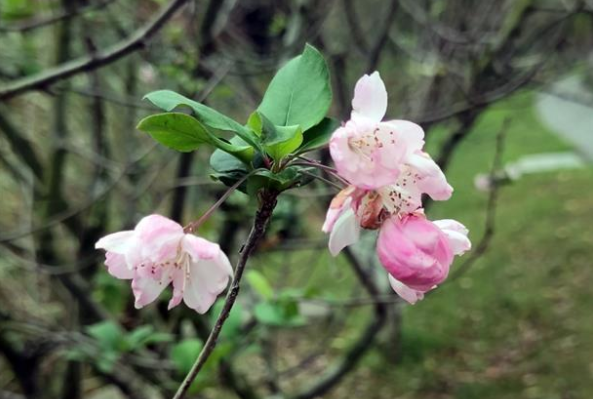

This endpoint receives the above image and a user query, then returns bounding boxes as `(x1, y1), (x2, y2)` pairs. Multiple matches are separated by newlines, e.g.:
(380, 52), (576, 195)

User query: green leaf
(250, 112), (303, 161)
(87, 321), (123, 352)
(170, 339), (203, 375)
(297, 117), (339, 154)
(143, 90), (260, 149)
(137, 113), (213, 152)
(257, 44), (332, 131)
(246, 270), (274, 300)
(138, 113), (254, 161)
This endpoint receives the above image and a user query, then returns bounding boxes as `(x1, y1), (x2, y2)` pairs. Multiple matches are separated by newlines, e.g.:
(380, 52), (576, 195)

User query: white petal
(351, 72), (388, 123)
(384, 120), (425, 155)
(182, 252), (232, 314)
(328, 209), (361, 256)
(433, 219), (471, 255)
(95, 231), (134, 253)
(182, 234), (221, 260)
(131, 267), (174, 309)
(104, 252), (134, 279)
(388, 275), (425, 304)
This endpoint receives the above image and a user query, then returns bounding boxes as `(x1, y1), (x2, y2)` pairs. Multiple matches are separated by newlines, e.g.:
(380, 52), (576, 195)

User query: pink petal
(131, 266), (174, 309)
(377, 216), (452, 291)
(104, 252), (134, 279)
(433, 219), (471, 255)
(182, 251), (233, 314)
(182, 234), (221, 261)
(328, 209), (361, 256)
(351, 71), (387, 123)
(406, 152), (452, 201)
(134, 214), (184, 263)
(95, 231), (134, 253)
(322, 197), (352, 233)
(388, 275), (425, 304)
(383, 120), (425, 156)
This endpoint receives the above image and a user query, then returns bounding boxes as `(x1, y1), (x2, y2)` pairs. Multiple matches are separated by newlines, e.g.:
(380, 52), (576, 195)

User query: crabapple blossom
(95, 214), (232, 314)
(329, 71), (425, 189)
(377, 214), (470, 304)
(322, 150), (452, 256)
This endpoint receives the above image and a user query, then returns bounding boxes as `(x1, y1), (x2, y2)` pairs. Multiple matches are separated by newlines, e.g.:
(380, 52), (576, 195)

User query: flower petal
(351, 71), (387, 123)
(384, 120), (425, 156)
(433, 219), (471, 255)
(328, 209), (361, 256)
(388, 274), (426, 304)
(181, 252), (233, 314)
(134, 214), (184, 263)
(104, 252), (134, 279)
(95, 231), (134, 253)
(406, 152), (452, 201)
(131, 266), (174, 309)
(182, 234), (221, 260)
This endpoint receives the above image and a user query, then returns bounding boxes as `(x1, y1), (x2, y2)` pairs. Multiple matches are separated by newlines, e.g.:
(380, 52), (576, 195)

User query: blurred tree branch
(0, 0), (190, 101)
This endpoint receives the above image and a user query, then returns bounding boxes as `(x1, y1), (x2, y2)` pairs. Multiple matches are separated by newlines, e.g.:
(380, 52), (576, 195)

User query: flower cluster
(95, 215), (233, 313)
(324, 72), (471, 304)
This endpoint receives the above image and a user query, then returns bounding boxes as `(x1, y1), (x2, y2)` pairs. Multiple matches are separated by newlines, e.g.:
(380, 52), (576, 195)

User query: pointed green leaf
(258, 44), (332, 131)
(250, 112), (303, 161)
(138, 113), (254, 161)
(143, 90), (260, 149)
(137, 112), (214, 152)
(296, 117), (339, 154)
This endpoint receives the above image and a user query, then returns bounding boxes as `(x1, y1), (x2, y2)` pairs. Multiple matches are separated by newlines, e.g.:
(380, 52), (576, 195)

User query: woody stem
(173, 189), (279, 399)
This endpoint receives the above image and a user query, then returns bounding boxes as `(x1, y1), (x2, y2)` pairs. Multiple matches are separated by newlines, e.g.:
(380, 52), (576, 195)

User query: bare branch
(0, 0), (190, 101)
(173, 190), (279, 399)
(0, 0), (117, 33)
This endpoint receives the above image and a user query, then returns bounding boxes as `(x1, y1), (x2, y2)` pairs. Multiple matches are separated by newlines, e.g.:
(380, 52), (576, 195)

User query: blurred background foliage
(1, 0), (593, 398)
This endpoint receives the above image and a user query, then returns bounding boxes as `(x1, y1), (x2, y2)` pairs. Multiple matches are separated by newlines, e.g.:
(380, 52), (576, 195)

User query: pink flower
(95, 215), (232, 314)
(322, 151), (452, 256)
(329, 72), (425, 189)
(377, 214), (470, 304)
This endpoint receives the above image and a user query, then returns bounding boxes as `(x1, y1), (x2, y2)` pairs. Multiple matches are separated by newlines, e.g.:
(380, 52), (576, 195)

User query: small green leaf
(250, 111), (303, 161)
(137, 113), (213, 152)
(297, 117), (339, 154)
(246, 270), (274, 300)
(258, 44), (332, 131)
(138, 113), (254, 161)
(144, 90), (260, 149)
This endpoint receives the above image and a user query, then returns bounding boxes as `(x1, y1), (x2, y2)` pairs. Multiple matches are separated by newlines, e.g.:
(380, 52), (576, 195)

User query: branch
(0, 0), (117, 33)
(450, 120), (509, 281)
(291, 249), (388, 399)
(172, 190), (279, 399)
(0, 0), (190, 101)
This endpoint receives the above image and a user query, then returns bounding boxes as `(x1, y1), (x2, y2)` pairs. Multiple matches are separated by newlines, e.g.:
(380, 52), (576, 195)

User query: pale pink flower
(377, 214), (470, 304)
(329, 72), (425, 189)
(95, 215), (232, 314)
(322, 151), (452, 256)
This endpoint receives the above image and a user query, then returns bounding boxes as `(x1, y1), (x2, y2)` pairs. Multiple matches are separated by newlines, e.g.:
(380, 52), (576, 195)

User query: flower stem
(184, 172), (253, 234)
(173, 189), (279, 399)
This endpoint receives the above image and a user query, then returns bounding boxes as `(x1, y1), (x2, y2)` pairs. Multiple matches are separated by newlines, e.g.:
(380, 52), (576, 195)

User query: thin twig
(173, 190), (279, 399)
(184, 171), (254, 233)
(0, 0), (190, 100)
(450, 119), (510, 281)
